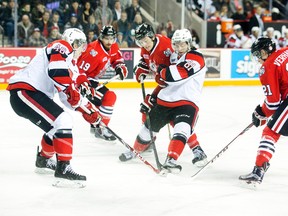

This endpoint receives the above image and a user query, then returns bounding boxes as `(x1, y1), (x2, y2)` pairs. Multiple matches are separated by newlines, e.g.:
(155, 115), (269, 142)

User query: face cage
(251, 50), (262, 61)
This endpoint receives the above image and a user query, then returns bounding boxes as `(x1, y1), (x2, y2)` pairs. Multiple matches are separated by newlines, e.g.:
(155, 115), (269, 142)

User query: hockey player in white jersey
(7, 28), (101, 187)
(132, 29), (207, 173)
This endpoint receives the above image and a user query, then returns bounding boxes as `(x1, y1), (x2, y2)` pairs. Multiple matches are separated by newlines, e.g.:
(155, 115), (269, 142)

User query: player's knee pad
(102, 90), (117, 106)
(47, 112), (73, 137)
(172, 122), (191, 142)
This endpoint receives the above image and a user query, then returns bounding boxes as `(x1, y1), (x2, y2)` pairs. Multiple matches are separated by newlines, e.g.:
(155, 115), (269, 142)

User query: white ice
(1, 86), (288, 216)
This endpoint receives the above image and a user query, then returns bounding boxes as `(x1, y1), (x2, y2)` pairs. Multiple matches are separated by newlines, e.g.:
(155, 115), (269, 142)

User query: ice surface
(1, 86), (288, 216)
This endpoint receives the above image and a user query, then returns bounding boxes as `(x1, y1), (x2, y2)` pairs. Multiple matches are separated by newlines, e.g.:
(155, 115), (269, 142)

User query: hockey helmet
(251, 37), (276, 60)
(172, 29), (193, 48)
(62, 28), (86, 48)
(99, 25), (116, 40)
(135, 23), (155, 41)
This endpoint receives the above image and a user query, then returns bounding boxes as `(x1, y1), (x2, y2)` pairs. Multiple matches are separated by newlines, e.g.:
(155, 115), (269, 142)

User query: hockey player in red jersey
(7, 28), (101, 186)
(76, 25), (128, 141)
(119, 23), (207, 167)
(239, 37), (288, 185)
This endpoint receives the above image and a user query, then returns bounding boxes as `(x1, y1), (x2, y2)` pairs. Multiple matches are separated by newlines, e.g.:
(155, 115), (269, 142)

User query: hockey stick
(79, 103), (161, 174)
(191, 122), (254, 180)
(140, 78), (162, 170)
(103, 125), (161, 174)
(96, 74), (120, 90)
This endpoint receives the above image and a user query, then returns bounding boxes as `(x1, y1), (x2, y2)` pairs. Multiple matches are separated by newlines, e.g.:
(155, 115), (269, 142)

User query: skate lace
(47, 159), (56, 168)
(64, 165), (80, 176)
(193, 149), (205, 159)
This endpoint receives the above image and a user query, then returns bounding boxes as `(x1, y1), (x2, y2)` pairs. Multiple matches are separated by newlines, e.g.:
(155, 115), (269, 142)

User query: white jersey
(8, 40), (75, 99)
(157, 50), (207, 108)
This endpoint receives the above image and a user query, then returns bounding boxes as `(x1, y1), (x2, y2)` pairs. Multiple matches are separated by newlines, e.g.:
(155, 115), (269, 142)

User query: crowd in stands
(0, 0), (148, 47)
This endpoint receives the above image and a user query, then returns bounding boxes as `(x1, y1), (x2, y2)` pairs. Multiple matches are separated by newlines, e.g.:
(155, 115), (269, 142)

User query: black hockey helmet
(251, 37), (276, 59)
(135, 23), (155, 41)
(99, 25), (116, 39)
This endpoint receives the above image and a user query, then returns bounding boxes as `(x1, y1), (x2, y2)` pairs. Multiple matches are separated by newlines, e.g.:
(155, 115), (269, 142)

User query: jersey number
(79, 61), (91, 71)
(262, 84), (272, 96)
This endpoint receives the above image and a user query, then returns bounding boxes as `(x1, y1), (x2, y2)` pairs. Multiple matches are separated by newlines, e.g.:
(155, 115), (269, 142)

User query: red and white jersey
(278, 37), (288, 48)
(77, 40), (124, 79)
(224, 34), (250, 48)
(157, 50), (207, 108)
(141, 34), (173, 75)
(7, 40), (75, 98)
(259, 47), (288, 117)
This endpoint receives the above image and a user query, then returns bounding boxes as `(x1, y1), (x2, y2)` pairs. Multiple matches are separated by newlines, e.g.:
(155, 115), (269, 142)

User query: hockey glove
(76, 74), (95, 99)
(77, 101), (102, 126)
(115, 64), (128, 80)
(65, 83), (81, 108)
(155, 74), (167, 88)
(140, 94), (157, 114)
(134, 58), (149, 83)
(252, 105), (267, 127)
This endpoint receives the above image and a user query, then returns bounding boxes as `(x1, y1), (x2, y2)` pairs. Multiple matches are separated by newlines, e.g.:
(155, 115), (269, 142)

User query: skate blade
(35, 167), (55, 175)
(159, 167), (181, 177)
(52, 178), (86, 188)
(238, 179), (260, 190)
(193, 158), (208, 168)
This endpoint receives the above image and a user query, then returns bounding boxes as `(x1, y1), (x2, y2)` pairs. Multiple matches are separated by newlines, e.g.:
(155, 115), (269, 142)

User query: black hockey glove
(140, 94), (157, 114)
(252, 105), (267, 127)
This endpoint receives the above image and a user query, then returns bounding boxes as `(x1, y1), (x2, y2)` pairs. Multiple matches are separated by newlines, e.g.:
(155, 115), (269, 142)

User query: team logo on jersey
(149, 61), (157, 73)
(164, 48), (172, 57)
(259, 67), (265, 76)
(143, 54), (149, 59)
(90, 49), (97, 57)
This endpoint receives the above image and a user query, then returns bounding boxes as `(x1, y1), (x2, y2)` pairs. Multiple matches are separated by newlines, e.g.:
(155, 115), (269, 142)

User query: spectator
(130, 13), (143, 30)
(219, 4), (231, 19)
(51, 11), (64, 33)
(47, 26), (61, 43)
(250, 26), (260, 44)
(17, 14), (34, 47)
(64, 13), (83, 31)
(86, 29), (97, 43)
(28, 27), (48, 47)
(191, 28), (200, 48)
(36, 10), (53, 39)
(120, 0), (131, 9)
(81, 1), (94, 27)
(160, 29), (168, 37)
(165, 20), (175, 39)
(64, 0), (82, 24)
(125, 0), (141, 23)
(278, 29), (288, 48)
(112, 0), (122, 22)
(229, 0), (244, 14)
(271, 7), (281, 21)
(0, 0), (16, 45)
(231, 6), (247, 21)
(126, 29), (137, 47)
(116, 31), (128, 48)
(243, 0), (254, 20)
(94, 0), (113, 26)
(31, 1), (45, 24)
(112, 11), (130, 39)
(249, 5), (264, 35)
(19, 2), (32, 21)
(83, 15), (100, 38)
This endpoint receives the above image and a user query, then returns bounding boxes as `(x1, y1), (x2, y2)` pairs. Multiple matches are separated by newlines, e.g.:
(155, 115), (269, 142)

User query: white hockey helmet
(62, 28), (87, 49)
(172, 29), (193, 50)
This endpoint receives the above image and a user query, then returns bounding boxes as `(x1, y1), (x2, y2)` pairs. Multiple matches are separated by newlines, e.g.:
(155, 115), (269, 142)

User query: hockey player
(119, 23), (207, 166)
(7, 28), (101, 186)
(76, 25), (128, 141)
(224, 24), (251, 48)
(239, 37), (288, 185)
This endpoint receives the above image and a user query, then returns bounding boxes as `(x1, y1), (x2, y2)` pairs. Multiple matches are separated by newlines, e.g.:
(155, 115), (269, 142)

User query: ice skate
(94, 126), (117, 142)
(239, 162), (270, 187)
(118, 143), (153, 162)
(53, 161), (86, 188)
(192, 146), (208, 167)
(35, 147), (56, 174)
(161, 156), (182, 174)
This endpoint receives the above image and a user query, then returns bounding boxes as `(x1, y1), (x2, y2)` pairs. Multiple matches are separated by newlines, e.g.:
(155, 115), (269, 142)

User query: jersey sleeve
(160, 51), (205, 82)
(46, 40), (74, 91)
(111, 45), (125, 68)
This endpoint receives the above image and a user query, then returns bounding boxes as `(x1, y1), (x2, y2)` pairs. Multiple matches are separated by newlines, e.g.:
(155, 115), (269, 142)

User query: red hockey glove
(77, 101), (102, 126)
(252, 105), (267, 127)
(76, 74), (95, 98)
(65, 83), (81, 108)
(134, 58), (149, 83)
(155, 74), (167, 88)
(140, 94), (157, 114)
(115, 64), (128, 80)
